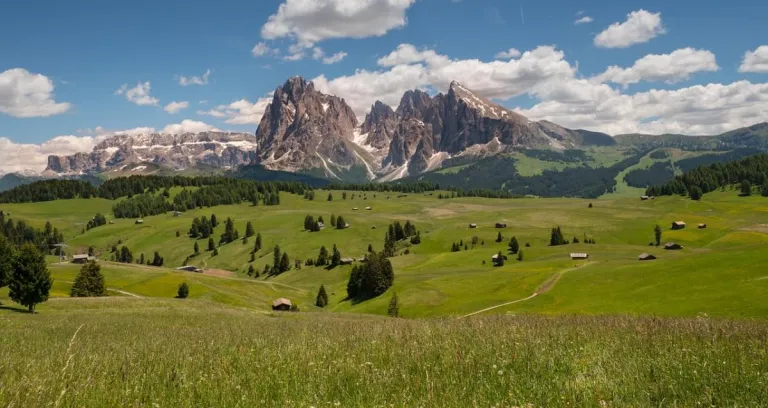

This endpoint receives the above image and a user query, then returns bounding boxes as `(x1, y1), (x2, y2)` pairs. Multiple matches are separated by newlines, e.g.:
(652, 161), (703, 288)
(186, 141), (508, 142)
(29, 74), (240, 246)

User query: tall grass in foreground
(1, 298), (767, 407)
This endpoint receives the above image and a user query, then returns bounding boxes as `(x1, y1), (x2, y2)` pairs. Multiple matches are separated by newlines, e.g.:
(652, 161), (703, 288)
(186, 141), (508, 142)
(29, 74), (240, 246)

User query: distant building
(638, 253), (657, 261)
(108, 220), (115, 224)
(641, 196), (649, 201)
(317, 222), (325, 229)
(176, 265), (202, 273)
(698, 223), (707, 229)
(671, 221), (686, 230)
(340, 258), (354, 265)
(365, 206), (372, 210)
(664, 242), (683, 250)
(71, 254), (92, 264)
(495, 223), (507, 228)
(353, 207), (359, 211)
(491, 254), (504, 266)
(343, 223), (350, 229)
(469, 223), (478, 229)
(135, 219), (144, 225)
(570, 253), (589, 260)
(272, 298), (292, 311)
(173, 211), (182, 217)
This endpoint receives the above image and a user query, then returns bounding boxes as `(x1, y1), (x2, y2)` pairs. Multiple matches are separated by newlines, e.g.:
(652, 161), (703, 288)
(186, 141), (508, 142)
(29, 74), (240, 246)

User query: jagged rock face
(361, 101), (398, 150)
(45, 132), (257, 175)
(396, 90), (432, 121)
(383, 119), (433, 168)
(254, 77), (361, 177)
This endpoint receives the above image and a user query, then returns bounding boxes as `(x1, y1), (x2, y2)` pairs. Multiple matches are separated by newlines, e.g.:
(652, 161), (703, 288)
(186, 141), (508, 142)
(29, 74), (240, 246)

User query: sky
(1, 0), (768, 173)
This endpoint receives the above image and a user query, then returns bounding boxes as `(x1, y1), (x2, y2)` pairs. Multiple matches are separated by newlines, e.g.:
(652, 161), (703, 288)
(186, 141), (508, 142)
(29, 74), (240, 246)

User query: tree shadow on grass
(0, 305), (32, 314)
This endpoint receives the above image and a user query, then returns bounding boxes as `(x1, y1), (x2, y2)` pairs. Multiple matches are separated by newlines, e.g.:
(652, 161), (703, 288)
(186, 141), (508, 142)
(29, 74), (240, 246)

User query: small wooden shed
(671, 221), (686, 230)
(272, 298), (292, 311)
(135, 219), (144, 225)
(664, 242), (683, 250)
(71, 254), (91, 264)
(698, 223), (707, 229)
(495, 223), (507, 228)
(638, 253), (657, 261)
(469, 223), (478, 229)
(340, 258), (354, 265)
(570, 253), (589, 260)
(641, 195), (649, 201)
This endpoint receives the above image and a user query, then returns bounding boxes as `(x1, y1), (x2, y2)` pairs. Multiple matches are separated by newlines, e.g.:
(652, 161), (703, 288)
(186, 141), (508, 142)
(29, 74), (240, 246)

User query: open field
(1, 299), (767, 407)
(2, 188), (768, 318)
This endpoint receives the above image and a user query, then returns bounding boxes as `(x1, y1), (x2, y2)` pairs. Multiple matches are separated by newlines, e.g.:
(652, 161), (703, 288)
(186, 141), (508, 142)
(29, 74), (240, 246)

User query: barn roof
(272, 298), (292, 307)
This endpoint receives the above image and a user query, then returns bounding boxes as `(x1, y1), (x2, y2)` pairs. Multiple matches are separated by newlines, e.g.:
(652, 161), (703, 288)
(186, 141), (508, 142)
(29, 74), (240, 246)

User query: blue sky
(1, 0), (767, 171)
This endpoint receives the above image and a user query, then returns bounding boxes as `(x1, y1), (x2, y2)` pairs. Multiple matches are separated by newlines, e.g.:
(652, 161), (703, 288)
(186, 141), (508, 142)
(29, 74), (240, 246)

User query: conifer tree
(0, 236), (14, 291)
(245, 221), (255, 238)
(387, 292), (400, 317)
(70, 261), (107, 297)
(194, 242), (199, 254)
(9, 244), (52, 312)
(211, 214), (219, 228)
(208, 237), (215, 251)
(330, 214), (337, 228)
(508, 236), (519, 254)
(315, 285), (329, 308)
(177, 282), (189, 299)
(327, 192), (333, 201)
(741, 180), (752, 196)
(255, 233), (262, 251)
(248, 264), (255, 277)
(280, 252), (291, 273)
(331, 244), (341, 267)
(496, 232), (503, 243)
(273, 245), (281, 271)
(517, 250), (524, 261)
(317, 246), (329, 265)
(654, 225), (662, 246)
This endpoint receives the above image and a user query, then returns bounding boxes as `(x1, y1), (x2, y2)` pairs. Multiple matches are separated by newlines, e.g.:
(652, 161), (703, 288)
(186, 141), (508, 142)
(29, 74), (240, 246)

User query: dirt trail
(56, 280), (143, 298)
(458, 263), (593, 319)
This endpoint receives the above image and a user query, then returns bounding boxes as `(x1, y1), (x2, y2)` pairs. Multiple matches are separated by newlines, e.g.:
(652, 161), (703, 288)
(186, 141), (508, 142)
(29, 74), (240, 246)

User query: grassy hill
(2, 187), (768, 318)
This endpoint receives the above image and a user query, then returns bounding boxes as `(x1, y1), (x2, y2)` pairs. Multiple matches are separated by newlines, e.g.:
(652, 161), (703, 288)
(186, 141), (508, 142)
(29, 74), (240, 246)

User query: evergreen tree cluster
(189, 215), (217, 238)
(383, 221), (419, 256)
(219, 218), (240, 245)
(0, 212), (63, 252)
(647, 153), (768, 199)
(114, 246), (134, 264)
(347, 252), (394, 300)
(86, 213), (108, 231)
(304, 215), (322, 232)
(0, 180), (98, 203)
(508, 237), (520, 254)
(70, 261), (107, 297)
(549, 227), (568, 246)
(324, 182), (438, 194)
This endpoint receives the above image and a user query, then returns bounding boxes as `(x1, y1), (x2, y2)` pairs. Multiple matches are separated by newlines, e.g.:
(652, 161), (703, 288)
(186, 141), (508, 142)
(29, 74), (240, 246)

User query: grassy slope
(2, 189), (768, 318)
(2, 300), (767, 407)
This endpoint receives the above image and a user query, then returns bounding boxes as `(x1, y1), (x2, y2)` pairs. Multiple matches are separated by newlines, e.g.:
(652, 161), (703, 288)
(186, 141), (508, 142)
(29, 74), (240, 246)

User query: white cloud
(261, 0), (417, 46)
(252, 42), (279, 57)
(494, 48), (522, 59)
(594, 48), (719, 86)
(594, 10), (665, 48)
(115, 81), (159, 106)
(574, 16), (593, 25)
(164, 101), (189, 114)
(739, 45), (768, 73)
(0, 68), (71, 118)
(0, 135), (106, 173)
(311, 47), (349, 64)
(199, 98), (273, 125)
(161, 120), (218, 134)
(377, 43), (451, 67)
(177, 69), (211, 86)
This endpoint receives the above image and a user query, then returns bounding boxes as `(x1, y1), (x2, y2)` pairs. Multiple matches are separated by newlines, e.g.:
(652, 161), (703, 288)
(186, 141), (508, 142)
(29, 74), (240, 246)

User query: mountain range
(18, 76), (768, 189)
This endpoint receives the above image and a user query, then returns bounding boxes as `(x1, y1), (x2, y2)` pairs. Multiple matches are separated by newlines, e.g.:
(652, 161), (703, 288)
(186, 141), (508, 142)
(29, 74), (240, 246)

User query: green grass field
(3, 188), (768, 406)
(2, 188), (768, 318)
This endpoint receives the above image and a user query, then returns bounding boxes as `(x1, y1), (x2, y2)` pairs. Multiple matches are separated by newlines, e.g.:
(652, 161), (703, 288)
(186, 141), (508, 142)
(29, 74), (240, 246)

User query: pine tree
(327, 192), (333, 201)
(387, 292), (400, 317)
(689, 186), (703, 201)
(315, 285), (329, 308)
(654, 225), (662, 246)
(177, 282), (189, 299)
(152, 252), (164, 267)
(139, 253), (145, 265)
(304, 215), (315, 231)
(9, 244), (52, 312)
(248, 264), (255, 277)
(176, 230), (180, 238)
(508, 236), (519, 254)
(496, 232), (503, 243)
(330, 214), (337, 228)
(212, 248), (219, 256)
(346, 252), (394, 300)
(741, 180), (753, 196)
(194, 242), (199, 254)
(70, 261), (107, 297)
(368, 244), (373, 253)
(336, 215), (346, 229)
(517, 250), (524, 261)
(495, 251), (505, 266)
(208, 237), (215, 251)
(255, 233), (262, 251)
(211, 214), (218, 228)
(251, 192), (260, 206)
(762, 180), (768, 197)
(245, 221), (255, 238)
(280, 252), (291, 273)
(317, 246), (329, 265)
(331, 244), (341, 267)
(0, 236), (14, 291)
(273, 245), (281, 271)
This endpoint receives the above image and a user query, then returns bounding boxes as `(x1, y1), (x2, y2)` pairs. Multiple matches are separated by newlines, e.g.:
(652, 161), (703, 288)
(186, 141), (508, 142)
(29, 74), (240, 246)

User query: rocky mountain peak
(396, 89), (432, 120)
(362, 101), (396, 133)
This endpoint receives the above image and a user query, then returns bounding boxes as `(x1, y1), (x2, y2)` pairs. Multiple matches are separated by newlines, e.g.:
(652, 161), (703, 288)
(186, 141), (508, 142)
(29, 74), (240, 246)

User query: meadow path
(458, 263), (593, 319)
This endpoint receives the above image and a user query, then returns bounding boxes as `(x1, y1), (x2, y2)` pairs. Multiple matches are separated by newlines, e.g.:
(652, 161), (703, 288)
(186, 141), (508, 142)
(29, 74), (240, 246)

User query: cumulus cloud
(494, 48), (522, 59)
(311, 47), (348, 64)
(0, 135), (106, 173)
(261, 0), (417, 46)
(164, 101), (189, 114)
(177, 69), (211, 86)
(594, 48), (719, 86)
(252, 42), (279, 57)
(199, 98), (273, 125)
(161, 120), (218, 134)
(594, 10), (665, 48)
(739, 45), (768, 73)
(574, 16), (593, 25)
(0, 68), (71, 118)
(377, 43), (451, 67)
(115, 81), (159, 106)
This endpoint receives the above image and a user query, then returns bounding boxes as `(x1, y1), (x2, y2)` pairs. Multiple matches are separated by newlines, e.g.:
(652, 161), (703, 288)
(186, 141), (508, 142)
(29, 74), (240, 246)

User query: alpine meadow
(3, 0), (768, 406)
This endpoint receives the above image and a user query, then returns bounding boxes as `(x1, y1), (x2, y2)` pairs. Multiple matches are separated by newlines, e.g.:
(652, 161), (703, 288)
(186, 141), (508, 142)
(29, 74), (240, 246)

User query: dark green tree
(315, 285), (329, 308)
(330, 214), (337, 228)
(255, 233), (262, 251)
(654, 224), (662, 247)
(0, 236), (14, 292)
(508, 236), (519, 254)
(273, 245), (281, 271)
(387, 292), (400, 317)
(496, 232), (503, 243)
(211, 214), (219, 228)
(331, 244), (341, 267)
(279, 252), (291, 273)
(245, 221), (255, 238)
(9, 244), (52, 312)
(346, 252), (394, 300)
(367, 244), (373, 253)
(194, 241), (199, 254)
(689, 186), (703, 201)
(248, 264), (255, 277)
(336, 215), (346, 229)
(327, 192), (333, 201)
(70, 261), (107, 297)
(762, 181), (768, 197)
(208, 237), (215, 251)
(317, 246), (329, 265)
(741, 180), (753, 196)
(212, 248), (219, 256)
(304, 215), (316, 231)
(177, 282), (189, 299)
(151, 252), (164, 267)
(517, 250), (524, 262)
(495, 251), (505, 266)
(549, 226), (567, 246)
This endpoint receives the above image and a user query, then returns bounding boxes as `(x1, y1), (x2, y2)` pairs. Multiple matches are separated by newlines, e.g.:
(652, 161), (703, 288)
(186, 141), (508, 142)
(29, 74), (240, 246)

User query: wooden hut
(469, 223), (478, 229)
(495, 223), (507, 228)
(570, 253), (589, 260)
(664, 242), (683, 250)
(638, 253), (657, 261)
(698, 223), (707, 229)
(671, 221), (686, 230)
(272, 298), (292, 311)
